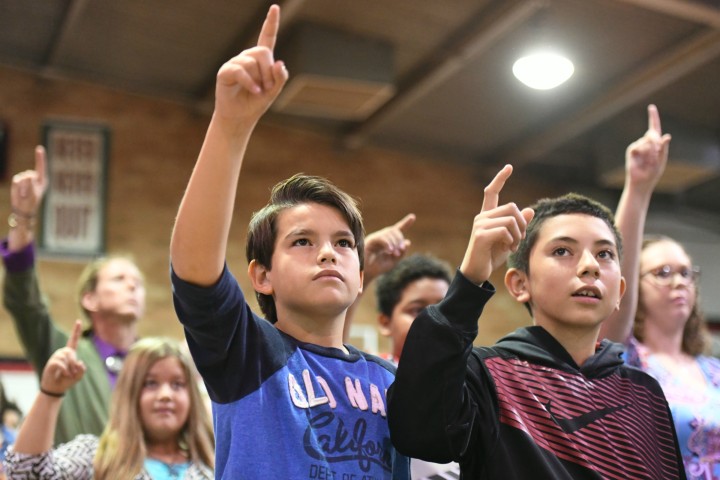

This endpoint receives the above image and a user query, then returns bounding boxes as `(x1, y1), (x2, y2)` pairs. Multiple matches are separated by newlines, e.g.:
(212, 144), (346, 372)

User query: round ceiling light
(512, 51), (574, 90)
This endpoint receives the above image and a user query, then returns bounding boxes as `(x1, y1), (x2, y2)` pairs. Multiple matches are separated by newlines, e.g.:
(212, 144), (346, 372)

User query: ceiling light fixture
(512, 51), (574, 90)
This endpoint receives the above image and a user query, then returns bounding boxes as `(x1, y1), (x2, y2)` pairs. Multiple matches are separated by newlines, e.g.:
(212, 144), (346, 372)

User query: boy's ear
(615, 275), (627, 310)
(377, 313), (392, 337)
(248, 260), (274, 296)
(81, 291), (99, 314)
(505, 268), (531, 304)
(358, 270), (364, 295)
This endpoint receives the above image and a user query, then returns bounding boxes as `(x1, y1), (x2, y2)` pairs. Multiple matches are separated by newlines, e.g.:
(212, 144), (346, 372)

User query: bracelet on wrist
(11, 209), (37, 219)
(39, 387), (65, 398)
(8, 212), (37, 229)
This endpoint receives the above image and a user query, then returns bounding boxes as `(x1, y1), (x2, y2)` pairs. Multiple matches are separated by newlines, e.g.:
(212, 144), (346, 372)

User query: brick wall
(0, 66), (552, 358)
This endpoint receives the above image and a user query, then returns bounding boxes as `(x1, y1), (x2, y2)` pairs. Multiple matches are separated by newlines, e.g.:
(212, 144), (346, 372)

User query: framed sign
(39, 120), (110, 257)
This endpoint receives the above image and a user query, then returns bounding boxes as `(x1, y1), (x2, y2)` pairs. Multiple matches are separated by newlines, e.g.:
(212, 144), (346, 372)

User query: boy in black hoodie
(387, 164), (686, 479)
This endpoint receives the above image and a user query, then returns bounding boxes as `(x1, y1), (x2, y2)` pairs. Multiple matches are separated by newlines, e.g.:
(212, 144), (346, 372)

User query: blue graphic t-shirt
(172, 265), (410, 480)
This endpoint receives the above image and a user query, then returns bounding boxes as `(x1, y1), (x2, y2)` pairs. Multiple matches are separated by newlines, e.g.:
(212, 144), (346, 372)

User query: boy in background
(374, 254), (461, 479)
(375, 254), (451, 364)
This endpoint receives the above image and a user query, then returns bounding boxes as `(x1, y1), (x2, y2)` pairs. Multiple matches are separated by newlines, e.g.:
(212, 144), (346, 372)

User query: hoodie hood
(492, 326), (625, 378)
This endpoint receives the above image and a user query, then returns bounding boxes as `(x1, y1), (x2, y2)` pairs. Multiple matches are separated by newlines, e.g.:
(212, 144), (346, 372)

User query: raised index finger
(482, 164), (513, 212)
(647, 104), (662, 135)
(66, 319), (83, 350)
(393, 213), (416, 232)
(35, 145), (48, 188)
(257, 4), (280, 51)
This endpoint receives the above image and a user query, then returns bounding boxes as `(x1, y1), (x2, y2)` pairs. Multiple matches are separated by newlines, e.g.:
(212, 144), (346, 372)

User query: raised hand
(214, 4), (289, 123)
(363, 214), (416, 282)
(625, 104), (671, 194)
(11, 145), (48, 217)
(459, 165), (534, 285)
(40, 320), (86, 397)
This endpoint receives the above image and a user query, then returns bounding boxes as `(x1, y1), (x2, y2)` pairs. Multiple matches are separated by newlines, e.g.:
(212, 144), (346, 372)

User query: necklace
(147, 458), (189, 480)
(162, 460), (182, 480)
(146, 453), (189, 480)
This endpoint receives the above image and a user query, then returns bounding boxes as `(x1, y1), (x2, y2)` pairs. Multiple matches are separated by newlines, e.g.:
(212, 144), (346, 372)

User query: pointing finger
(482, 165), (513, 212)
(647, 104), (662, 135)
(66, 319), (82, 350)
(257, 4), (280, 51)
(35, 145), (48, 189)
(393, 213), (416, 232)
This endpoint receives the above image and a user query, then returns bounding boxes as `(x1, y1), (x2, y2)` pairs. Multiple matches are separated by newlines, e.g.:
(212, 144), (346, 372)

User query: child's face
(517, 213), (625, 332)
(264, 202), (363, 321)
(139, 357), (190, 444)
(379, 277), (449, 359)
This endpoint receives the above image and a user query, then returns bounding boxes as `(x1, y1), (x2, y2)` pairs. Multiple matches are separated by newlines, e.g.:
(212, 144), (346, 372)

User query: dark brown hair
(246, 174), (365, 323)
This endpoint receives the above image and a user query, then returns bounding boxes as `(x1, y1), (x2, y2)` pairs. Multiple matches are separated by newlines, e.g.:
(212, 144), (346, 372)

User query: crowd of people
(1, 4), (718, 479)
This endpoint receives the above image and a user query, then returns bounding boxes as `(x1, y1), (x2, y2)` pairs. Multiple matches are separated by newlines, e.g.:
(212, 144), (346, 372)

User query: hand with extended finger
(40, 320), (86, 397)
(363, 213), (416, 283)
(625, 104), (671, 194)
(214, 4), (289, 124)
(10, 145), (48, 220)
(459, 165), (534, 285)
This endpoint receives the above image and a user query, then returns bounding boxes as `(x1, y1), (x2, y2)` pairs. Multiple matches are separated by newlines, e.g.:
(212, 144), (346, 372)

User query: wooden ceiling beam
(42, 0), (92, 74)
(342, 0), (547, 150)
(617, 0), (720, 29)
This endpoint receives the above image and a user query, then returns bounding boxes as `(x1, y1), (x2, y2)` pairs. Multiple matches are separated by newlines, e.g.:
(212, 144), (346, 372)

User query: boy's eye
(598, 249), (616, 260)
(337, 238), (354, 248)
(292, 238), (310, 246)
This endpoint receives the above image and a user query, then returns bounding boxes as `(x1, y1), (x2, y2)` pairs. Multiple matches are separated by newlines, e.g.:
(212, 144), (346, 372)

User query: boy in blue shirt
(170, 5), (409, 479)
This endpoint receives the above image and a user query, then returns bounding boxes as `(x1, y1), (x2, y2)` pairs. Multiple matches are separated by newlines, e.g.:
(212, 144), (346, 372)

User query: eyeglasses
(641, 265), (701, 286)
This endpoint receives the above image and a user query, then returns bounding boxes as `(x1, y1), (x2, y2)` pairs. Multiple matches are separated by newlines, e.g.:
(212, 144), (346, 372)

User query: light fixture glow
(512, 52), (574, 90)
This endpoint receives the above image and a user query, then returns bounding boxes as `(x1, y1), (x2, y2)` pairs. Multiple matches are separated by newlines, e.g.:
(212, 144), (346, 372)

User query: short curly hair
(375, 254), (452, 316)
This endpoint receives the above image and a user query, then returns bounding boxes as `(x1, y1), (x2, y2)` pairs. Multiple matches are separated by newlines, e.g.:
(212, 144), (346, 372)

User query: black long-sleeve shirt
(388, 272), (686, 479)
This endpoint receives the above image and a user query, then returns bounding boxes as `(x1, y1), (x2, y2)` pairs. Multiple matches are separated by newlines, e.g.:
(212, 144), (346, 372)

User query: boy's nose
(578, 250), (600, 278)
(318, 243), (337, 264)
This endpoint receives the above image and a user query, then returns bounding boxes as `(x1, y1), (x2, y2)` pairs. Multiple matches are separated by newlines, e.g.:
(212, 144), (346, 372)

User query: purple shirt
(92, 335), (127, 389)
(0, 239), (35, 273)
(2, 239), (127, 388)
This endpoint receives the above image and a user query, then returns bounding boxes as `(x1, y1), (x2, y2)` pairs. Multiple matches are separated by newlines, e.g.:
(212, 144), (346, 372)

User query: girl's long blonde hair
(93, 337), (214, 479)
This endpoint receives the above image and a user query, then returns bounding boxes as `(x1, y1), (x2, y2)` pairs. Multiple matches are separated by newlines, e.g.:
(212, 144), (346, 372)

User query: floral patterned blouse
(626, 338), (720, 480)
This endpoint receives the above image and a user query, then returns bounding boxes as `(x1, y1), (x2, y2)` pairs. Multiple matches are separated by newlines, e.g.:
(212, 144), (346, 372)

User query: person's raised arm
(388, 166), (533, 461)
(7, 146), (48, 252)
(343, 213), (415, 343)
(170, 5), (288, 286)
(600, 105), (670, 343)
(12, 320), (85, 455)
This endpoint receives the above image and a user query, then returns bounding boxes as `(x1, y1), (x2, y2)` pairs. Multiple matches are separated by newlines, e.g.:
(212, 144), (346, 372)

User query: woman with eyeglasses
(602, 105), (720, 480)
